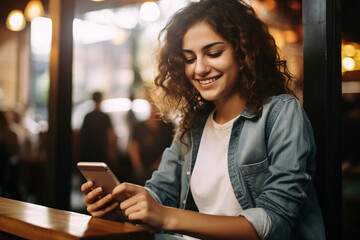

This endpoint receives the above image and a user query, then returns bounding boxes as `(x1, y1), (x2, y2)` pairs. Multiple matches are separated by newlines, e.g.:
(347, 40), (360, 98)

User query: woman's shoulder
(267, 93), (298, 104)
(261, 93), (304, 122)
(264, 94), (301, 111)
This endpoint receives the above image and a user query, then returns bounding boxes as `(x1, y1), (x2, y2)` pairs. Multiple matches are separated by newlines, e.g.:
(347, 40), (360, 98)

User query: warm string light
(139, 1), (160, 22)
(342, 43), (360, 73)
(6, 10), (26, 31)
(25, 0), (45, 22)
(6, 0), (44, 31)
(343, 57), (355, 71)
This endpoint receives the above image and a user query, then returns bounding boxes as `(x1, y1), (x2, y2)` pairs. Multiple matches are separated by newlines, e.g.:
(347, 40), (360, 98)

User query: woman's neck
(213, 94), (246, 124)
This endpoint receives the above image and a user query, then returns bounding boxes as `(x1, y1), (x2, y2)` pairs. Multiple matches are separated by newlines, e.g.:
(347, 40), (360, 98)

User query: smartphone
(77, 162), (127, 202)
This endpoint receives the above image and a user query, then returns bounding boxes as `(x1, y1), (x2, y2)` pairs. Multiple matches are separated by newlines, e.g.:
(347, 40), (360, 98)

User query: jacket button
(186, 171), (191, 175)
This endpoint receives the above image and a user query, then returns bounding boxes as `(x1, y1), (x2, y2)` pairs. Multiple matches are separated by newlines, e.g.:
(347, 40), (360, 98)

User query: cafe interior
(0, 0), (359, 239)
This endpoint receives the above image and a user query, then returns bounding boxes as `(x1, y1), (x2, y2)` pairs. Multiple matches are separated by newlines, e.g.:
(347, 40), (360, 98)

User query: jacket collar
(240, 104), (257, 120)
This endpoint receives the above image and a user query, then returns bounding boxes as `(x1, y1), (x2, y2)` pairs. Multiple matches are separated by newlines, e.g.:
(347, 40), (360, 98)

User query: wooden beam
(303, 0), (342, 239)
(46, 0), (74, 210)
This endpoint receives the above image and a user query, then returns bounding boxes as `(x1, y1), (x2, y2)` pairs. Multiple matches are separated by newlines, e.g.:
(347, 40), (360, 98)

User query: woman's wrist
(161, 206), (178, 231)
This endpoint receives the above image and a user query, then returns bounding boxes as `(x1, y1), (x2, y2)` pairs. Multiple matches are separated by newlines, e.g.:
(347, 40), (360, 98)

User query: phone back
(77, 162), (120, 197)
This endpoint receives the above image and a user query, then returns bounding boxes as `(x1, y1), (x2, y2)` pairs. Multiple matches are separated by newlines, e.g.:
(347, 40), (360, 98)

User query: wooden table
(0, 197), (154, 240)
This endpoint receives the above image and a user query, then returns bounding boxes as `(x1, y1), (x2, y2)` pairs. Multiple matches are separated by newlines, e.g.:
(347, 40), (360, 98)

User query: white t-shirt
(183, 110), (242, 239)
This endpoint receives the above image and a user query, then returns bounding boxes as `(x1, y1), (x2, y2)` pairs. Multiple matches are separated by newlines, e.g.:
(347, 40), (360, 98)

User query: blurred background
(0, 0), (359, 239)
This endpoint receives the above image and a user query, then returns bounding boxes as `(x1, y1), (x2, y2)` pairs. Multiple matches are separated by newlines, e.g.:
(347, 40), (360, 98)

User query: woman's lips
(196, 74), (222, 85)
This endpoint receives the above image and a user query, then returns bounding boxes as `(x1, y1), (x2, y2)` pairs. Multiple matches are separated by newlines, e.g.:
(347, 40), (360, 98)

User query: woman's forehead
(182, 21), (225, 49)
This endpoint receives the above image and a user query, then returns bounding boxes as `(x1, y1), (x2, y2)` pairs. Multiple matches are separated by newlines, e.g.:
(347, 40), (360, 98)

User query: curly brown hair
(152, 0), (295, 143)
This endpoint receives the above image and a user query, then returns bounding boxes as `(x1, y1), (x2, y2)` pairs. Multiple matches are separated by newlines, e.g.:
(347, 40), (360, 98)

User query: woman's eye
(184, 58), (196, 64)
(208, 51), (223, 58)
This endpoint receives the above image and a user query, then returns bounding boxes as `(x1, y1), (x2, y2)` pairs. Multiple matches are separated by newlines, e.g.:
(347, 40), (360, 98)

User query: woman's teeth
(199, 75), (221, 84)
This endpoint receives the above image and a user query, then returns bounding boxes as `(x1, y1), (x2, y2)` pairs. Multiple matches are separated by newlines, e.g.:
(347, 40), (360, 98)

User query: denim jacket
(145, 94), (326, 240)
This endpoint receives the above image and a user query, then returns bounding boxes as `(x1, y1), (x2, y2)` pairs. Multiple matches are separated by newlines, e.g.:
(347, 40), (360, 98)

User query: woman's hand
(112, 183), (260, 239)
(80, 181), (119, 218)
(113, 183), (169, 230)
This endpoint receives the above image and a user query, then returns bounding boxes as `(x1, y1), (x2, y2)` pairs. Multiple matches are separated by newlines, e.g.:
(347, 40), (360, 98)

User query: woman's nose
(195, 57), (211, 76)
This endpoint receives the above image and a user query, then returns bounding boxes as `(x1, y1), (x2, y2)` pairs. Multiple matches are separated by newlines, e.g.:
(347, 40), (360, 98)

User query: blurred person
(126, 93), (139, 133)
(0, 110), (21, 199)
(6, 109), (32, 160)
(128, 99), (174, 185)
(79, 91), (117, 166)
(81, 1), (325, 239)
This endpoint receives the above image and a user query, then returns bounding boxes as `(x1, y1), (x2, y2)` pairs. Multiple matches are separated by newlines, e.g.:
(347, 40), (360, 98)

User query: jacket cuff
(239, 208), (271, 239)
(145, 187), (163, 204)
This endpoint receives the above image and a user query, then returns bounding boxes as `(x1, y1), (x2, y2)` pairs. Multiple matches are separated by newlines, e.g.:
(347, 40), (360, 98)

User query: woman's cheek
(184, 65), (193, 80)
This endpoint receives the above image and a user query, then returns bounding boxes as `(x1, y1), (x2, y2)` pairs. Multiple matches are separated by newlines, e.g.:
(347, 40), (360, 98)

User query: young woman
(81, 0), (326, 239)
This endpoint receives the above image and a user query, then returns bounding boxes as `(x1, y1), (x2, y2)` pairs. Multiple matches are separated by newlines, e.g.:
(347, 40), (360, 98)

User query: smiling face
(182, 21), (240, 105)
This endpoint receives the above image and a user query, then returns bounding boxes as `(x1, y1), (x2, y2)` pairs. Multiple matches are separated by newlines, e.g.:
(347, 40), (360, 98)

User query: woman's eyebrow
(182, 42), (225, 53)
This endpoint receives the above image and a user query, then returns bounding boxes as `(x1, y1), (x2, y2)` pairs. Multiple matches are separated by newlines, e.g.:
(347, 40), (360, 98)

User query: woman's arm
(255, 96), (317, 238)
(165, 209), (260, 240)
(113, 183), (260, 240)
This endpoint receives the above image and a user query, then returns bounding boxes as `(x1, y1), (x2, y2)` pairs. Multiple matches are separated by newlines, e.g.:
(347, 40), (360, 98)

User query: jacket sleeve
(256, 97), (316, 239)
(145, 136), (184, 208)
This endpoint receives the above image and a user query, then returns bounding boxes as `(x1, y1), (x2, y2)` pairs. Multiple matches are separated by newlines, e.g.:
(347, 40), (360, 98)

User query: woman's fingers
(85, 192), (113, 213)
(113, 182), (144, 197)
(92, 200), (119, 218)
(126, 207), (147, 222)
(114, 183), (165, 229)
(121, 194), (147, 218)
(81, 181), (93, 195)
(112, 182), (144, 203)
(113, 183), (146, 216)
(84, 187), (103, 205)
(112, 182), (166, 229)
(87, 193), (116, 216)
(80, 181), (123, 219)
